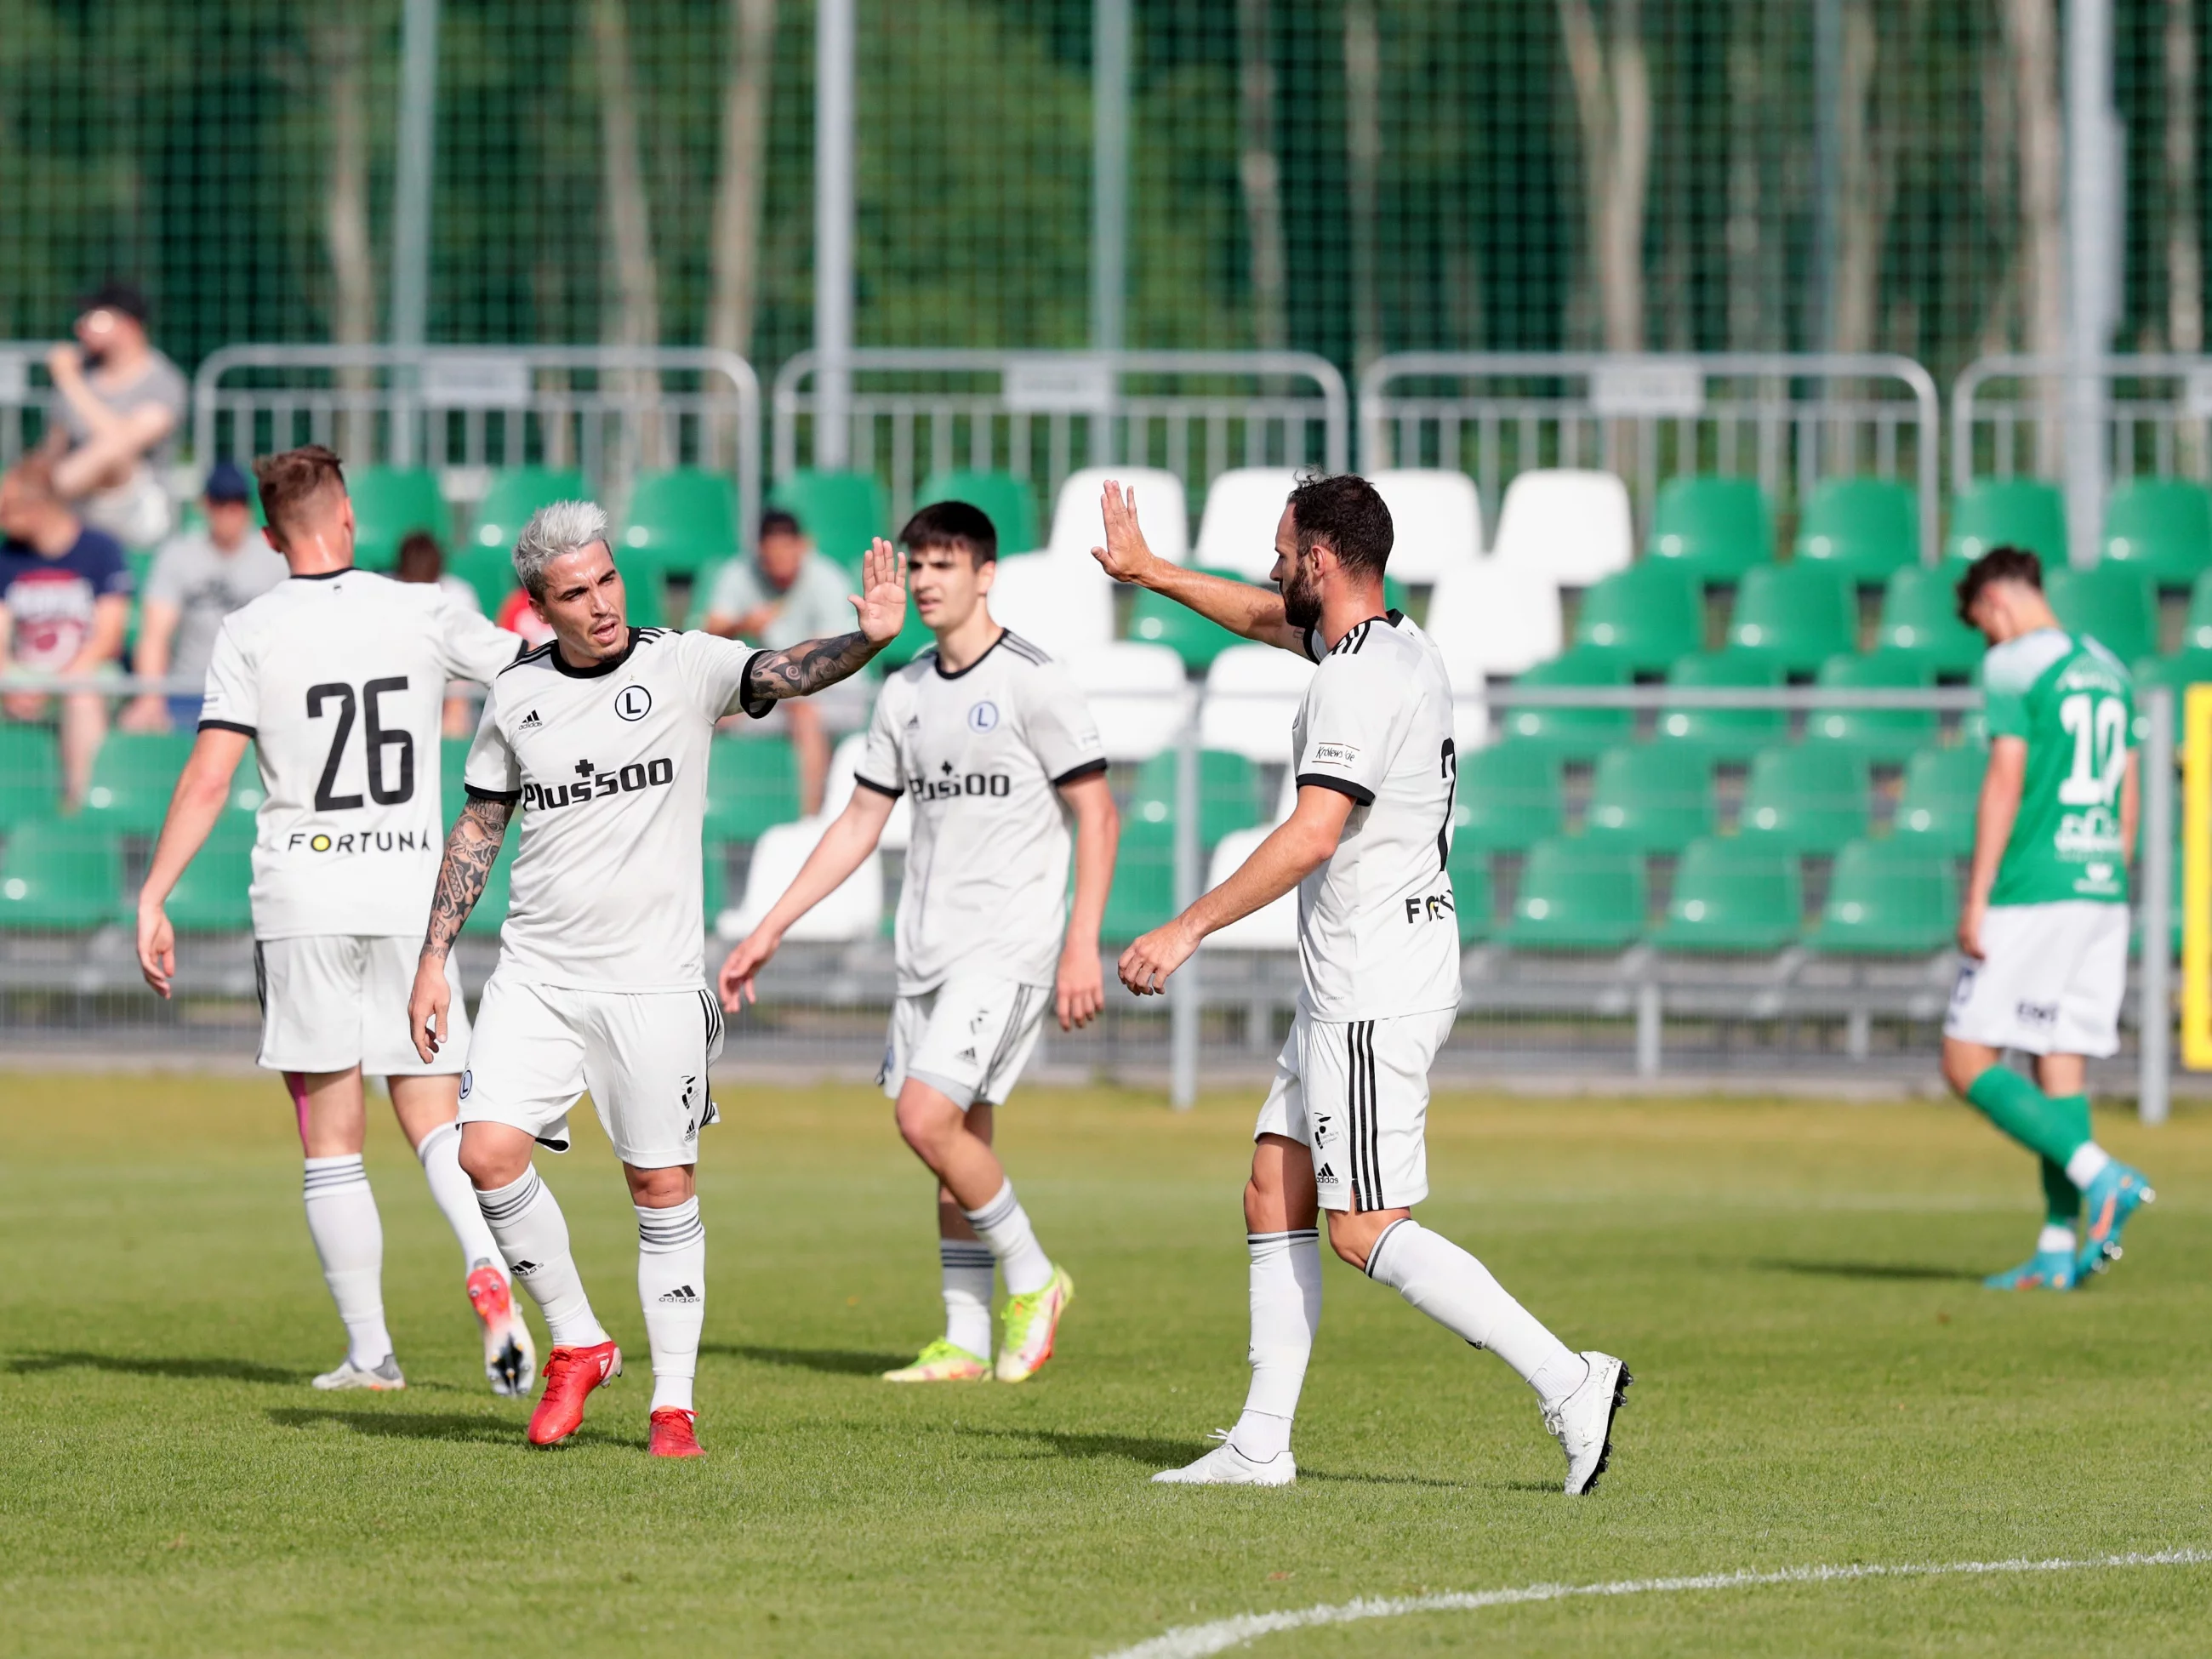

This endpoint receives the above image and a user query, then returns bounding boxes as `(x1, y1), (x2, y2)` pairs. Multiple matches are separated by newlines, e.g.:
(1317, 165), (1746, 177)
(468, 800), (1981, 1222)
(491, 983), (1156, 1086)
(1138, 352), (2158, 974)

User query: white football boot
(312, 1354), (406, 1392)
(1544, 1350), (1630, 1495)
(1152, 1428), (1297, 1487)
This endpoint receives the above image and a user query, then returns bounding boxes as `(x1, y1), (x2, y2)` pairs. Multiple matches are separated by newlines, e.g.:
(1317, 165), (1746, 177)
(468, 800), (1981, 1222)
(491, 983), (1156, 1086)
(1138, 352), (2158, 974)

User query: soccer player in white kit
(719, 501), (1118, 1384)
(408, 499), (905, 1457)
(1094, 474), (1631, 1493)
(134, 446), (534, 1395)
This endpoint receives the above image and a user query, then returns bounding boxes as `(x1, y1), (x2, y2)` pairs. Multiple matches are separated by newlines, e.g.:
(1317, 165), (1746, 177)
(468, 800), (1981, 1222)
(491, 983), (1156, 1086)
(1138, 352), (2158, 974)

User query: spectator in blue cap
(122, 459), (288, 732)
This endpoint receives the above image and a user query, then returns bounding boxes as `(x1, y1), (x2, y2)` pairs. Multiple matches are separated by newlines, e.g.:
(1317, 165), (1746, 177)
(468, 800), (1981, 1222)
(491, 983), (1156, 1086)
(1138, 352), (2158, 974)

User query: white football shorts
(1255, 1007), (1459, 1212)
(456, 974), (725, 1169)
(1943, 900), (2129, 1058)
(255, 934), (468, 1077)
(880, 973), (1052, 1109)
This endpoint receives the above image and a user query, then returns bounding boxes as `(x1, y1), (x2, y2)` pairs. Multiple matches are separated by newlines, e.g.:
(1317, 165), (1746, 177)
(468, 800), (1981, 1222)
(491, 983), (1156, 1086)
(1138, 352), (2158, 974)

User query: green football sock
(1964, 1066), (2094, 1167)
(2038, 1158), (2078, 1228)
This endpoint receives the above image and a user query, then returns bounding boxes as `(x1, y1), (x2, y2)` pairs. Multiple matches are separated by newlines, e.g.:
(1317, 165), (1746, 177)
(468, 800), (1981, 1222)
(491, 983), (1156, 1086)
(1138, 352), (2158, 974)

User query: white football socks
(2038, 1223), (2078, 1253)
(636, 1198), (706, 1414)
(2065, 1143), (2113, 1189)
(302, 1155), (391, 1367)
(962, 1180), (1054, 1297)
(1366, 1218), (1588, 1410)
(1230, 1229), (1322, 1462)
(475, 1168), (610, 1348)
(939, 1237), (996, 1359)
(414, 1121), (503, 1275)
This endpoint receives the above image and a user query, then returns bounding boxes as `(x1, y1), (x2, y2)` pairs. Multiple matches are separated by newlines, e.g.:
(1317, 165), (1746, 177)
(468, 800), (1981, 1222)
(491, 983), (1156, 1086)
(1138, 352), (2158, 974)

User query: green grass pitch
(3, 1069), (2209, 1656)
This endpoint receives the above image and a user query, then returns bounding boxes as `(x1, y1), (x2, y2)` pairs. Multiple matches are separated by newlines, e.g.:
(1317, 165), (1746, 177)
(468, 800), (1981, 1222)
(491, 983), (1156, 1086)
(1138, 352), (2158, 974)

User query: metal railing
(772, 348), (1350, 533)
(1951, 352), (2212, 490)
(191, 344), (761, 538)
(1358, 351), (1942, 558)
(0, 341), (60, 469)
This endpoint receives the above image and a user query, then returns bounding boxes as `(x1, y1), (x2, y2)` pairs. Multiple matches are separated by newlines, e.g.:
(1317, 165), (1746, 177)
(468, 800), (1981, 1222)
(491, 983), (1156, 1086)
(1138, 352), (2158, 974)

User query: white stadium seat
(1200, 643), (1312, 761)
(1200, 827), (1298, 950)
(823, 732), (911, 849)
(1066, 642), (1194, 762)
(1488, 468), (1633, 587)
(1424, 559), (1563, 680)
(717, 816), (883, 943)
(1046, 465), (1190, 565)
(1192, 466), (1301, 579)
(1368, 468), (1483, 583)
(985, 553), (1114, 657)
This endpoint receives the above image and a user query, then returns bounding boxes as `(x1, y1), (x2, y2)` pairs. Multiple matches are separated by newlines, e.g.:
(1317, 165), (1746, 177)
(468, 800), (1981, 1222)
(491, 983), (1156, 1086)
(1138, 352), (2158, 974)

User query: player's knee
(893, 1090), (962, 1160)
(458, 1128), (529, 1190)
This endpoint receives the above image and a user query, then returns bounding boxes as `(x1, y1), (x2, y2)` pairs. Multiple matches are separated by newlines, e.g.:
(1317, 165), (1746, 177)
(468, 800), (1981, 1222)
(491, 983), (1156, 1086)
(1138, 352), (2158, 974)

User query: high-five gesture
(1091, 481), (1160, 584)
(850, 536), (909, 646)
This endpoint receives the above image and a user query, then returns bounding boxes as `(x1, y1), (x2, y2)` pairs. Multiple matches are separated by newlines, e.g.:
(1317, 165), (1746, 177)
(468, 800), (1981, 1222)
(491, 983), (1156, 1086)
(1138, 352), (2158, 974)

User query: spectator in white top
(122, 461), (287, 733)
(699, 509), (864, 814)
(394, 530), (483, 737)
(40, 282), (189, 549)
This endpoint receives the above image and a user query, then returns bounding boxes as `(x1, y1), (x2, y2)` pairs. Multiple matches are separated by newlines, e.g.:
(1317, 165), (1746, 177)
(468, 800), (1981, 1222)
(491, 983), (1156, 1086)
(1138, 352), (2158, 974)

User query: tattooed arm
(738, 535), (909, 712)
(407, 793), (513, 1063)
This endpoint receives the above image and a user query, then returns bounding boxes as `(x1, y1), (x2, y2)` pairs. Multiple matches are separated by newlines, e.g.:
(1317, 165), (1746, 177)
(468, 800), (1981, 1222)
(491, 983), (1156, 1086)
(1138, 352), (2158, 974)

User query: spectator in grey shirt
(121, 462), (286, 732)
(41, 282), (189, 548)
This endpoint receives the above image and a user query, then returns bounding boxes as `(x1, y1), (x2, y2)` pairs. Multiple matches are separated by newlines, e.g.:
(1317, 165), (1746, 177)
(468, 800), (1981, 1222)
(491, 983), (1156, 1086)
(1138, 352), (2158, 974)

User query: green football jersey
(1979, 628), (2135, 907)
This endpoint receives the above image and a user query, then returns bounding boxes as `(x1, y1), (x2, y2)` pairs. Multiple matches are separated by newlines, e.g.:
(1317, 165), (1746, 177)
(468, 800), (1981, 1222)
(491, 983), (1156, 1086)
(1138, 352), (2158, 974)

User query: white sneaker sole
(1152, 1445), (1297, 1486)
(1561, 1353), (1631, 1496)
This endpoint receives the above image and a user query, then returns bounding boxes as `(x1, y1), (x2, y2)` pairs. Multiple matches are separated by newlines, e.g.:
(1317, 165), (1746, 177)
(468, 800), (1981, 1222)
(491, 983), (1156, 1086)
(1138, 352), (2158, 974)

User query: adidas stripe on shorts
(880, 972), (1051, 1109)
(1254, 1007), (1458, 1212)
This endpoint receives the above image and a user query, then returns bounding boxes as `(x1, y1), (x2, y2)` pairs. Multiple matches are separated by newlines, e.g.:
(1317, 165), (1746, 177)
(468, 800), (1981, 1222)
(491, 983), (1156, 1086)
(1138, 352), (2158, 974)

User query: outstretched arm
(717, 784), (896, 1010)
(1090, 480), (1309, 655)
(741, 536), (908, 707)
(408, 795), (512, 1061)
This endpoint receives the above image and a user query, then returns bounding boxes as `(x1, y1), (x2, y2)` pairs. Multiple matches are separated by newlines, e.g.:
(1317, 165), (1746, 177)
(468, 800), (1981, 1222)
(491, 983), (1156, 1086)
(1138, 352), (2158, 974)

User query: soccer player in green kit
(1941, 547), (2156, 1291)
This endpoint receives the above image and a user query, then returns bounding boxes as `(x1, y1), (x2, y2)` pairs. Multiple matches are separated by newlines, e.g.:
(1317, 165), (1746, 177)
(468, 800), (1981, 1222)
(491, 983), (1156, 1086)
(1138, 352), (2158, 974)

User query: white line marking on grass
(1097, 1548), (2212, 1659)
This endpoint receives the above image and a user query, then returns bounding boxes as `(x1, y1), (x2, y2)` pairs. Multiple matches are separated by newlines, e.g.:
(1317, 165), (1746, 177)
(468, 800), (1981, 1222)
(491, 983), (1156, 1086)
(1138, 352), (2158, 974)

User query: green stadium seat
(453, 544), (522, 614)
(1810, 839), (1957, 954)
(702, 845), (728, 925)
(916, 470), (1040, 556)
(0, 822), (123, 931)
(1945, 478), (2066, 566)
(2101, 477), (2212, 590)
(1130, 570), (1246, 670)
(1804, 648), (1937, 763)
(473, 467), (589, 553)
(1877, 562), (1983, 676)
(349, 467), (449, 571)
(1645, 476), (1773, 584)
(621, 470), (740, 578)
(1499, 648), (1634, 759)
(1503, 837), (1647, 950)
(1726, 563), (1856, 674)
(2132, 650), (2212, 744)
(461, 837), (516, 938)
(703, 736), (801, 841)
(1651, 836), (1803, 952)
(1451, 741), (1564, 852)
(767, 470), (889, 574)
(1893, 744), (1984, 857)
(2184, 568), (2212, 651)
(441, 738), (472, 818)
(614, 550), (668, 628)
(0, 726), (61, 827)
(1793, 476), (1919, 587)
(1580, 744), (1715, 852)
(1446, 837), (1492, 944)
(2047, 562), (2156, 666)
(1130, 749), (1264, 848)
(81, 733), (195, 835)
(1571, 561), (1703, 671)
(1736, 744), (1871, 854)
(1103, 818), (1176, 940)
(1656, 649), (1786, 761)
(163, 841), (254, 932)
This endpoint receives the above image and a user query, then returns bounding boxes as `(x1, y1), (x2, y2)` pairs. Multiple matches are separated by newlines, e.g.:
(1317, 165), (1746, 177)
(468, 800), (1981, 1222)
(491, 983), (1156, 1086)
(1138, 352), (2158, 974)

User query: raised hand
(1091, 481), (1155, 584)
(850, 536), (909, 646)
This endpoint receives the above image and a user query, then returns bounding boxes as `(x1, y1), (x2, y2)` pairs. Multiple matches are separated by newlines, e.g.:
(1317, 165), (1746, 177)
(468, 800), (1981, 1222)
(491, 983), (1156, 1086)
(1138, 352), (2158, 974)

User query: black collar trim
(290, 567), (350, 583)
(551, 627), (641, 679)
(932, 629), (1007, 681)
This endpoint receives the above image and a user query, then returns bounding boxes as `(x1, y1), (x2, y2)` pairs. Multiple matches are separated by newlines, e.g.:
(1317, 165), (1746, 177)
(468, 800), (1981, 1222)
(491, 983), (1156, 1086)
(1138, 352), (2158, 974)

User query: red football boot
(648, 1407), (704, 1458)
(527, 1340), (622, 1446)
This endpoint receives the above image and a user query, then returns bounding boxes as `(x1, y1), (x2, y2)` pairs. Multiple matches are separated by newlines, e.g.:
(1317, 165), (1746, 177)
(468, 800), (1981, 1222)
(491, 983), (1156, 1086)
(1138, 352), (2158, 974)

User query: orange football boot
(648, 1407), (704, 1458)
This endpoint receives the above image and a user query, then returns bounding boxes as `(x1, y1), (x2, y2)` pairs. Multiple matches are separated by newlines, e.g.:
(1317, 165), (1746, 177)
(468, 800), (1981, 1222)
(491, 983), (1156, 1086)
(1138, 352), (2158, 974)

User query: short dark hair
(254, 445), (347, 544)
(759, 508), (803, 542)
(78, 280), (149, 324)
(899, 499), (997, 565)
(395, 530), (445, 584)
(1286, 472), (1393, 580)
(1955, 544), (2043, 624)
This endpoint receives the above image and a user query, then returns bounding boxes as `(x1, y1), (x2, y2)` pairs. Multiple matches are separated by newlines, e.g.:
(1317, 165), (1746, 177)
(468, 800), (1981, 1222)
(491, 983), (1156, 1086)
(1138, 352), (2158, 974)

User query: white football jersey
(1288, 612), (1462, 1021)
(857, 630), (1107, 994)
(465, 627), (767, 993)
(198, 569), (522, 939)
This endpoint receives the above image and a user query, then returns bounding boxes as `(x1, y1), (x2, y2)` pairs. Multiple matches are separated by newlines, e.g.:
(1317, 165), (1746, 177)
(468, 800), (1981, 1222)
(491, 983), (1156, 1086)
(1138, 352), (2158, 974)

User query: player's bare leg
(625, 1160), (707, 1457)
(459, 1121), (618, 1446)
(884, 1103), (998, 1382)
(288, 1067), (402, 1391)
(386, 1075), (531, 1395)
(894, 1080), (1070, 1382)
